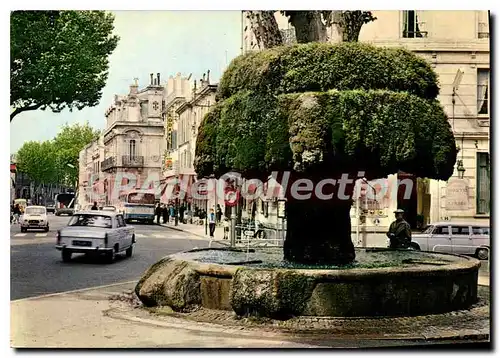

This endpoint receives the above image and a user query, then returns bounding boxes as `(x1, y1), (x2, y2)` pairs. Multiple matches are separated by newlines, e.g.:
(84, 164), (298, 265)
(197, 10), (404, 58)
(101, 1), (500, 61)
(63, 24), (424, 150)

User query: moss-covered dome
(195, 42), (457, 181)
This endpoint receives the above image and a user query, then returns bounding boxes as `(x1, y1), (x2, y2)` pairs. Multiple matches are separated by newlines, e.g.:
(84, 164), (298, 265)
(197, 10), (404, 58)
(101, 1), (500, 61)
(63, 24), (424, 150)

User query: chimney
(150, 73), (154, 85)
(202, 73), (206, 83)
(207, 70), (210, 84)
(157, 73), (160, 85)
(193, 80), (197, 93)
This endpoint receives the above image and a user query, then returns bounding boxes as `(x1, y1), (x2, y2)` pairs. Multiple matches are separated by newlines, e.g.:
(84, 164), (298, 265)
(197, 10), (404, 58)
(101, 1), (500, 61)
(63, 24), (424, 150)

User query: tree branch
(10, 103), (42, 122)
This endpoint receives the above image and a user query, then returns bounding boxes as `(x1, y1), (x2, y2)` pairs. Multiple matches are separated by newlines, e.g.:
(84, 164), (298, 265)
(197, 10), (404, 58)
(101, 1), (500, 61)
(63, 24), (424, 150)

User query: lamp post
(457, 134), (466, 179)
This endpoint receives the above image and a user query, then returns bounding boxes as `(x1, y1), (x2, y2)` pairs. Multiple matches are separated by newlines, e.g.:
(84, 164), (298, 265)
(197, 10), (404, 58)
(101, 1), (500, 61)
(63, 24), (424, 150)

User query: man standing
(386, 209), (412, 249)
(91, 202), (98, 210)
(179, 204), (185, 224)
(162, 204), (168, 224)
(208, 208), (216, 238)
(216, 204), (222, 225)
(155, 203), (162, 224)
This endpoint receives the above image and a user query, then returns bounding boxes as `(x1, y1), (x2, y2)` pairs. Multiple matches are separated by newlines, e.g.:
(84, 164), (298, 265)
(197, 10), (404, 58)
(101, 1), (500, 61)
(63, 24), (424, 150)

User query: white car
(21, 206), (49, 232)
(56, 211), (135, 263)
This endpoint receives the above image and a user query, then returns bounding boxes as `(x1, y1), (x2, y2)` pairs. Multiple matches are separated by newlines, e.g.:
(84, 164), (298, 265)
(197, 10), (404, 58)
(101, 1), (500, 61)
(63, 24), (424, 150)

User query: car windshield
(423, 225), (434, 234)
(25, 207), (46, 215)
(68, 214), (112, 228)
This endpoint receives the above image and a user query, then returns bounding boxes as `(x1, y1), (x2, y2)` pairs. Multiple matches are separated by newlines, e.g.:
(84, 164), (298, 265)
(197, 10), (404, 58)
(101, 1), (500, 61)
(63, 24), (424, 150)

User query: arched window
(129, 140), (136, 159)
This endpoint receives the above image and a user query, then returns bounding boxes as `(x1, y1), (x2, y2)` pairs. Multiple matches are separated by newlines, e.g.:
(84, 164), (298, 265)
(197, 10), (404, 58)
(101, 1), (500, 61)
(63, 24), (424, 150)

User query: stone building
(78, 134), (105, 208)
(241, 10), (490, 234)
(98, 74), (166, 205)
(174, 72), (218, 212)
(161, 73), (192, 202)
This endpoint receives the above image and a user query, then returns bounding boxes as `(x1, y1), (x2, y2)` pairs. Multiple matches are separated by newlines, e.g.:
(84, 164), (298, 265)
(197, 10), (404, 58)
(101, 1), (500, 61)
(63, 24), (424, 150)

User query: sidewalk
(159, 221), (229, 245)
(10, 282), (321, 348)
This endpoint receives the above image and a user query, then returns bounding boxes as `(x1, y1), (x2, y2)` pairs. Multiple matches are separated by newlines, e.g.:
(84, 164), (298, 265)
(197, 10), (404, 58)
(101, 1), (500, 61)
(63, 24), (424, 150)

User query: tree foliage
(53, 122), (101, 187)
(10, 10), (119, 121)
(16, 140), (58, 186)
(195, 42), (457, 182)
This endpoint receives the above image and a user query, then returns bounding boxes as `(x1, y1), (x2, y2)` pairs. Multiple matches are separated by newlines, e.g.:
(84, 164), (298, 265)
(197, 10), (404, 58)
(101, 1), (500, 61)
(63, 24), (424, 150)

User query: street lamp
(456, 160), (466, 179)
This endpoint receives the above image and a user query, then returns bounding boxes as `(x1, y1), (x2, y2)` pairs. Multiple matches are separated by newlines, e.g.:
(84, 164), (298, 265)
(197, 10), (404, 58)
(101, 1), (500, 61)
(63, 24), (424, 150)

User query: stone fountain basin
(135, 248), (480, 319)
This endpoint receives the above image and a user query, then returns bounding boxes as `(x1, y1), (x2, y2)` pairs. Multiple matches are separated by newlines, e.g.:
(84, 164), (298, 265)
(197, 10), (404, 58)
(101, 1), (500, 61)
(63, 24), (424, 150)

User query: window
(402, 10), (426, 38)
(129, 140), (136, 159)
(435, 226), (450, 235)
(477, 152), (490, 215)
(451, 226), (470, 235)
(117, 215), (125, 227)
(68, 214), (112, 228)
(472, 226), (489, 235)
(477, 69), (489, 115)
(424, 225), (434, 234)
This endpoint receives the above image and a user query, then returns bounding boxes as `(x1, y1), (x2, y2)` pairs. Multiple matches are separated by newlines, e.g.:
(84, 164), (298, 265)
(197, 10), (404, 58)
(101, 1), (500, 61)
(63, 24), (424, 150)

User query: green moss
(196, 42), (456, 182)
(218, 42), (439, 101)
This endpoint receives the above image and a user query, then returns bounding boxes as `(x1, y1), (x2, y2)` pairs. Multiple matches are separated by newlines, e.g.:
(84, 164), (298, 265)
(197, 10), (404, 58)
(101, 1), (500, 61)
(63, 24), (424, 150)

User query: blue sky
(9, 10), (242, 154)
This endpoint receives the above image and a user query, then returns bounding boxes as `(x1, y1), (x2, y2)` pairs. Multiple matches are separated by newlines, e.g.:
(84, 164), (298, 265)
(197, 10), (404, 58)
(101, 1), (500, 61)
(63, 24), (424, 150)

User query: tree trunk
(286, 11), (327, 43)
(246, 11), (284, 49)
(283, 175), (356, 265)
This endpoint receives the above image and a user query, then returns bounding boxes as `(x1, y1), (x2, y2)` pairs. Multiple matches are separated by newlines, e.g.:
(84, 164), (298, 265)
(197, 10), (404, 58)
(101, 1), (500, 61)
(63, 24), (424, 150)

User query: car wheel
(410, 242), (421, 251)
(106, 249), (116, 263)
(62, 250), (72, 262)
(21, 227), (26, 233)
(44, 226), (49, 232)
(476, 247), (489, 260)
(126, 245), (133, 258)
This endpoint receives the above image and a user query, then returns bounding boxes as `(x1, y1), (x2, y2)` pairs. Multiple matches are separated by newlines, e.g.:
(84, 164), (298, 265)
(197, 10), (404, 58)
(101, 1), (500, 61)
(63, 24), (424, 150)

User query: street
(10, 213), (213, 300)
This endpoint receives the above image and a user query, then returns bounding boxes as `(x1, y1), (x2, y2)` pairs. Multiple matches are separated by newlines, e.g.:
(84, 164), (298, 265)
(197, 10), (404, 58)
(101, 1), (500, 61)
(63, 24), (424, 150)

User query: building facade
(99, 74), (166, 205)
(241, 10), (490, 233)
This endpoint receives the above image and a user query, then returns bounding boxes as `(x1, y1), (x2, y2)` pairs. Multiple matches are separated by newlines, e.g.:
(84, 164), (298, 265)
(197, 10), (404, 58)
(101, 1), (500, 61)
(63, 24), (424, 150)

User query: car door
(116, 215), (131, 248)
(471, 226), (490, 252)
(429, 224), (452, 253)
(451, 224), (472, 255)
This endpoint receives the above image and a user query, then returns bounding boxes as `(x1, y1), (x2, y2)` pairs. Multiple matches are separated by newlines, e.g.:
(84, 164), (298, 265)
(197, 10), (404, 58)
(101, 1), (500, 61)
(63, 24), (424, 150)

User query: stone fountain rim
(169, 247), (481, 279)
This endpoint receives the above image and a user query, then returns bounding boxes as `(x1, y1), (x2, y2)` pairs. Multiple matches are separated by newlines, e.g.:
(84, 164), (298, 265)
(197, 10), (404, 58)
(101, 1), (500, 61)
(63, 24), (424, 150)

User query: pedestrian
(223, 216), (230, 240)
(179, 204), (185, 224)
(208, 208), (216, 238)
(12, 203), (21, 224)
(155, 203), (162, 224)
(91, 201), (98, 210)
(162, 204), (168, 224)
(169, 205), (175, 223)
(386, 209), (412, 249)
(216, 204), (222, 225)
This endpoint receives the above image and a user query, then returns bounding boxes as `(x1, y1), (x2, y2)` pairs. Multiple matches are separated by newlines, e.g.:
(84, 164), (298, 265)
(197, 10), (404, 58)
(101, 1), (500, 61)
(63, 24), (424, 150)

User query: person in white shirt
(208, 209), (216, 238)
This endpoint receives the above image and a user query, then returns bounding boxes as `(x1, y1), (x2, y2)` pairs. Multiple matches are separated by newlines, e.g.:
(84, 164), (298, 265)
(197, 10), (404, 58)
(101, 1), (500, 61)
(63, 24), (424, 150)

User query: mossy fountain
(136, 43), (479, 319)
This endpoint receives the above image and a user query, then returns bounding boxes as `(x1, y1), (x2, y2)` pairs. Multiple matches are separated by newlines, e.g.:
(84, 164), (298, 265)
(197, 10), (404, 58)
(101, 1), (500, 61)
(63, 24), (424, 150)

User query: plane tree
(195, 42), (457, 265)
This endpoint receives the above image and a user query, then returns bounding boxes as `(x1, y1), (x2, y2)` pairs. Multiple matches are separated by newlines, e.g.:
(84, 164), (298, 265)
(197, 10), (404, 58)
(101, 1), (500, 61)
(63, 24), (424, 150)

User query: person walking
(208, 209), (216, 238)
(386, 209), (412, 249)
(169, 205), (175, 224)
(162, 204), (168, 224)
(223, 216), (230, 240)
(216, 204), (222, 225)
(91, 202), (98, 210)
(12, 203), (21, 224)
(155, 203), (162, 225)
(179, 204), (185, 224)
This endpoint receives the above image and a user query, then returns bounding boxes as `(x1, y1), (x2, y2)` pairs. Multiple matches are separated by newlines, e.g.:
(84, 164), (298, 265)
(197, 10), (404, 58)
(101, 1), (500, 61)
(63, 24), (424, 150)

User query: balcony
(122, 155), (144, 167)
(101, 157), (116, 172)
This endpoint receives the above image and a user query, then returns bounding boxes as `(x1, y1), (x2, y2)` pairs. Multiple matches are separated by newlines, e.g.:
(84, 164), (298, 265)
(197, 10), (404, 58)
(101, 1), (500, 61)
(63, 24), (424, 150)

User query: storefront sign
(445, 178), (470, 210)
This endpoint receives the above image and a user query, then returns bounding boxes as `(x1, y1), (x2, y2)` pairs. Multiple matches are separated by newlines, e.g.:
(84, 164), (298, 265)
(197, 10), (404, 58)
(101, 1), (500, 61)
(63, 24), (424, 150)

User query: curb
(159, 224), (230, 247)
(11, 280), (137, 303)
(106, 307), (490, 344)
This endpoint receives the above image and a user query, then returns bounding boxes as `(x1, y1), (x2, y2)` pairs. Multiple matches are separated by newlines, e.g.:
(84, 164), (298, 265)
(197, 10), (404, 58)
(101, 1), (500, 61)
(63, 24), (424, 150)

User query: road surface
(10, 213), (213, 300)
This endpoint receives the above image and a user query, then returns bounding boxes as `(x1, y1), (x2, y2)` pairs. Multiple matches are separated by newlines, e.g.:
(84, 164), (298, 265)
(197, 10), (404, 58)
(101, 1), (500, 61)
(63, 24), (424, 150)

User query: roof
(74, 210), (119, 217)
(430, 221), (490, 227)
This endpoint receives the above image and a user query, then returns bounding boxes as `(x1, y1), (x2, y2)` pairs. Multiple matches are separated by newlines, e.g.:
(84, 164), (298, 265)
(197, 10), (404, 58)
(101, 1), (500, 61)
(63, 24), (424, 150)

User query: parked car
(20, 206), (49, 232)
(411, 222), (490, 260)
(55, 211), (135, 263)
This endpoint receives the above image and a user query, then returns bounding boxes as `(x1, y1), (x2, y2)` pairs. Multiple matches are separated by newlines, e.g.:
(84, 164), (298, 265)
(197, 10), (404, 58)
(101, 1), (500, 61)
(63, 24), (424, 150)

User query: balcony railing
(122, 155), (144, 167)
(101, 157), (116, 171)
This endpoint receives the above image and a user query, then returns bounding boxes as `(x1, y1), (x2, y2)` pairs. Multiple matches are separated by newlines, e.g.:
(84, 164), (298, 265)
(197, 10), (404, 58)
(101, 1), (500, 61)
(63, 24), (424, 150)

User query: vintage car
(410, 221), (490, 260)
(55, 211), (135, 263)
(20, 205), (49, 232)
